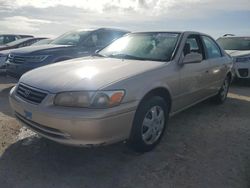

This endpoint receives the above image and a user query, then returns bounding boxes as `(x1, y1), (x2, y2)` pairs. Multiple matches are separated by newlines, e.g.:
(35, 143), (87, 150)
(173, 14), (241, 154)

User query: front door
(175, 34), (211, 111)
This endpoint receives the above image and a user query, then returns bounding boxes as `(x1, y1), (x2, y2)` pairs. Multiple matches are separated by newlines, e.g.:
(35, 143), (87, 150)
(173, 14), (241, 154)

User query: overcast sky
(0, 0), (249, 38)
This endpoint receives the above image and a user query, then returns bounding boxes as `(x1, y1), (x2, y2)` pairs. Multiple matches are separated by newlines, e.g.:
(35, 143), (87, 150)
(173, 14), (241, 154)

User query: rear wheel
(213, 76), (230, 104)
(128, 96), (169, 152)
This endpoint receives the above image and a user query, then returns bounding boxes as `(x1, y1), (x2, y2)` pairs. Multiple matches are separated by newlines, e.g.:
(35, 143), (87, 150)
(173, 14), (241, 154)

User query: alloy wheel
(141, 105), (165, 145)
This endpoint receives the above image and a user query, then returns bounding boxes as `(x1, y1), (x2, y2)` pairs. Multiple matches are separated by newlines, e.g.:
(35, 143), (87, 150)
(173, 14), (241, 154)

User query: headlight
(54, 90), (125, 108)
(235, 56), (250, 63)
(91, 90), (125, 108)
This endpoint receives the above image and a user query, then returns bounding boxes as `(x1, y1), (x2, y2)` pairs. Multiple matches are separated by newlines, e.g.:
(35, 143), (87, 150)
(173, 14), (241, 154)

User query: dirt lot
(0, 75), (249, 188)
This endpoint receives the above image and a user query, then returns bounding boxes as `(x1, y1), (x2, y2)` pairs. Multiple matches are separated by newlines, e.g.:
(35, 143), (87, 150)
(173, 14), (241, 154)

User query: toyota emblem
(23, 89), (31, 97)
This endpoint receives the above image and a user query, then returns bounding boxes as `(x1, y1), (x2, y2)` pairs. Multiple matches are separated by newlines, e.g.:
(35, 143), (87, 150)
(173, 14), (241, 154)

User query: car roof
(76, 28), (130, 33)
(5, 37), (47, 46)
(130, 31), (209, 36)
(0, 34), (33, 37)
(219, 36), (250, 39)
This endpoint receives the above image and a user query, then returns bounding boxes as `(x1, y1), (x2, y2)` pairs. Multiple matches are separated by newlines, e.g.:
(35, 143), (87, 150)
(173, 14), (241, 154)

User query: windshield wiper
(108, 53), (147, 61)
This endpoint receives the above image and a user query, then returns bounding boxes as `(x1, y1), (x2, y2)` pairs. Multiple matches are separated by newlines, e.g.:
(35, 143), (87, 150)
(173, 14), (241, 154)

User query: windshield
(99, 33), (180, 62)
(51, 31), (91, 46)
(217, 37), (250, 51)
(5, 38), (31, 46)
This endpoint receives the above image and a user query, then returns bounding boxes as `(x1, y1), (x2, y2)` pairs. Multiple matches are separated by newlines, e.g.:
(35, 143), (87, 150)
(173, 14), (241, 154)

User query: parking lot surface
(0, 75), (249, 188)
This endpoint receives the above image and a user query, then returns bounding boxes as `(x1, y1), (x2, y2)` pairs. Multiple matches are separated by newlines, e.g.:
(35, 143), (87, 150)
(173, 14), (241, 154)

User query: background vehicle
(217, 35), (250, 80)
(31, 39), (53, 46)
(0, 52), (8, 69)
(9, 31), (233, 152)
(0, 39), (50, 70)
(5, 28), (129, 78)
(0, 37), (47, 51)
(0, 34), (34, 45)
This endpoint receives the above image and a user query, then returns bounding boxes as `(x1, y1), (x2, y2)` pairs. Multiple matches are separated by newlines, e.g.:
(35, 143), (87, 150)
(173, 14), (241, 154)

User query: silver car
(9, 31), (233, 152)
(217, 35), (250, 80)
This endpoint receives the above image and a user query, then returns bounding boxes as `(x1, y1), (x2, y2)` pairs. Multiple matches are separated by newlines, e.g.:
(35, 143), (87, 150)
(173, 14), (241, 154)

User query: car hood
(225, 50), (250, 57)
(0, 45), (10, 51)
(10, 44), (73, 54)
(0, 49), (13, 55)
(20, 57), (165, 93)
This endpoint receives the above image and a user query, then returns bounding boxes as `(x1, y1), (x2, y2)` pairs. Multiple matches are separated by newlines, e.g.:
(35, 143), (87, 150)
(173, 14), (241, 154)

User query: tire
(212, 76), (230, 104)
(128, 96), (169, 152)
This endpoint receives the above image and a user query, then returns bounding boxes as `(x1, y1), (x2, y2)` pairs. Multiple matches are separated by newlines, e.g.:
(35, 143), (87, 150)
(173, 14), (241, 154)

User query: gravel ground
(0, 75), (249, 188)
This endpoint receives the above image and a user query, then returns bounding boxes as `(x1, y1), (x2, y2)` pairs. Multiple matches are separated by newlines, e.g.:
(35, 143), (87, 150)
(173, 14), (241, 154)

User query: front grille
(238, 68), (249, 77)
(8, 54), (26, 64)
(15, 112), (68, 139)
(16, 84), (47, 104)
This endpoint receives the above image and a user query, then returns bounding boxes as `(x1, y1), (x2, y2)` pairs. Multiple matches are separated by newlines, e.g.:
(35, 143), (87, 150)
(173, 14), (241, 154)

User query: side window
(17, 42), (26, 48)
(202, 36), (222, 59)
(84, 34), (98, 47)
(95, 31), (116, 47)
(113, 32), (127, 40)
(187, 38), (199, 51)
(26, 39), (38, 46)
(184, 35), (205, 59)
(84, 31), (117, 48)
(4, 36), (16, 44)
(18, 39), (40, 48)
(18, 40), (34, 48)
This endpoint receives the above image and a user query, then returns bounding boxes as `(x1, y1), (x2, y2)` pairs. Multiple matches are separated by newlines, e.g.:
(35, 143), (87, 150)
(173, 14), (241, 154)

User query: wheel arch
(226, 71), (233, 83)
(138, 87), (172, 113)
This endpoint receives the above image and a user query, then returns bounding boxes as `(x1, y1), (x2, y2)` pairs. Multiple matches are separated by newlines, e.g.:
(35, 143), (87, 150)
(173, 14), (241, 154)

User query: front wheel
(212, 76), (230, 104)
(128, 96), (169, 152)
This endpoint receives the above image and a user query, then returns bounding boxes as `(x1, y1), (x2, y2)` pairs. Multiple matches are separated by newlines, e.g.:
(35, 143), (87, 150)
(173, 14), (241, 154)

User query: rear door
(176, 34), (211, 109)
(201, 35), (228, 94)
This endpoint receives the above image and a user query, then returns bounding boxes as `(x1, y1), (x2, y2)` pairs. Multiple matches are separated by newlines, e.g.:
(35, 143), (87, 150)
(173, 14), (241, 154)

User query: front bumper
(234, 62), (250, 79)
(5, 62), (35, 78)
(9, 87), (137, 146)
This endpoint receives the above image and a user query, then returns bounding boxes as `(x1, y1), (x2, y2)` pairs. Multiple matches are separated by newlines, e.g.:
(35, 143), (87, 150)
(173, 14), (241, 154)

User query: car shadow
(0, 136), (179, 188)
(233, 79), (250, 87)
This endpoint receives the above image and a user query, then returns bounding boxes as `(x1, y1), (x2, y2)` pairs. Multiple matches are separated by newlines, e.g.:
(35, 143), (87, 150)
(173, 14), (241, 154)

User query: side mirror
(95, 49), (100, 54)
(183, 53), (202, 64)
